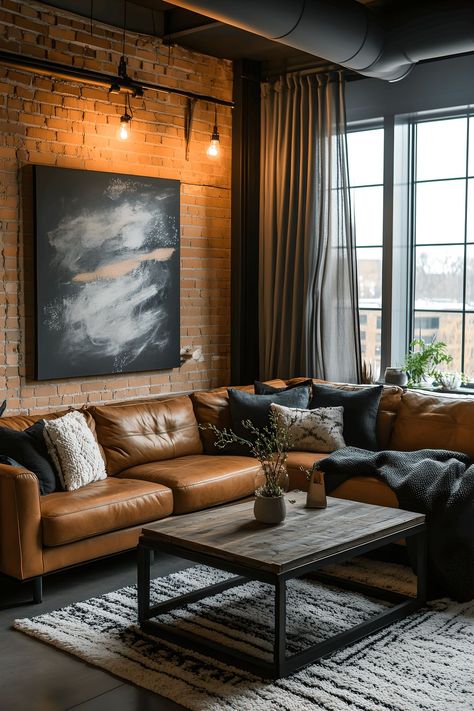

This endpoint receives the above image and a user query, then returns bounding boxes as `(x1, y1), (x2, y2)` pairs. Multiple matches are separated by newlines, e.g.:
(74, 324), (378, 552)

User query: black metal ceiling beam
(0, 49), (234, 107)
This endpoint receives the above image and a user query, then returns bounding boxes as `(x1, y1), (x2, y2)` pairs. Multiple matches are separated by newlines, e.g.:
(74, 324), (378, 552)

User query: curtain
(259, 71), (362, 383)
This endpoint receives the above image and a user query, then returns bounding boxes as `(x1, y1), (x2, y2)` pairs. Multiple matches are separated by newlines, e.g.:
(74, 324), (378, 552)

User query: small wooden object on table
(137, 492), (426, 679)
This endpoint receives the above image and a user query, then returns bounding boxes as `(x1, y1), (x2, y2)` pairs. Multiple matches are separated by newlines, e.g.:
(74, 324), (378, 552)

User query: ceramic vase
(254, 495), (286, 524)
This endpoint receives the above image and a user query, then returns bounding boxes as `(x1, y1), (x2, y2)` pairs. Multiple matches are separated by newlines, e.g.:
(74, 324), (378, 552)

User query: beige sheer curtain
(259, 71), (362, 383)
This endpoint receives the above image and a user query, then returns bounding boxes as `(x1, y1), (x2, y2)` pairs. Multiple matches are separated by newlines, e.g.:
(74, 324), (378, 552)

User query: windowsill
(410, 385), (474, 397)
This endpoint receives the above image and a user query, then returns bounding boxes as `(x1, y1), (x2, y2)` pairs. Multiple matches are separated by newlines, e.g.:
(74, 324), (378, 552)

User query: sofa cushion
(191, 382), (276, 454)
(286, 451), (329, 490)
(0, 421), (60, 495)
(43, 411), (107, 492)
(331, 477), (399, 508)
(117, 454), (261, 514)
(89, 396), (203, 475)
(228, 386), (310, 442)
(389, 390), (474, 457)
(271, 403), (346, 452)
(41, 478), (173, 546)
(0, 411), (60, 432)
(254, 379), (313, 395)
(310, 383), (383, 450)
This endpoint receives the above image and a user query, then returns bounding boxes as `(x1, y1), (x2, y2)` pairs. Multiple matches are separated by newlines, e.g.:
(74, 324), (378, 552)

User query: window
(412, 115), (474, 377)
(347, 113), (474, 385)
(347, 127), (384, 376)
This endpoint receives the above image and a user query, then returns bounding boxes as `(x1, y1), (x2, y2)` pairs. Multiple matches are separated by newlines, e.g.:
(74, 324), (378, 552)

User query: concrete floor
(0, 552), (190, 711)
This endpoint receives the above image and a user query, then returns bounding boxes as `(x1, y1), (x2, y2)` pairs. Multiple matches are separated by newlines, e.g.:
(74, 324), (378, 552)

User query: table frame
(137, 521), (426, 679)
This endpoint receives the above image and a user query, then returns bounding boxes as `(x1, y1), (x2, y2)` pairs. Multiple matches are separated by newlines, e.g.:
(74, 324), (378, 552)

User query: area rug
(14, 559), (474, 711)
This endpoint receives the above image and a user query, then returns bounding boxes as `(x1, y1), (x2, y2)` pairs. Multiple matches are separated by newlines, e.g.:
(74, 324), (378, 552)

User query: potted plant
(402, 338), (454, 388)
(202, 411), (295, 524)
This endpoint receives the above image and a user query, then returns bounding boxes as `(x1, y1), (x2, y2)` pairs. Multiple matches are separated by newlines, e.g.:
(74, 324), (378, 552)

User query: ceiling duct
(167, 0), (474, 81)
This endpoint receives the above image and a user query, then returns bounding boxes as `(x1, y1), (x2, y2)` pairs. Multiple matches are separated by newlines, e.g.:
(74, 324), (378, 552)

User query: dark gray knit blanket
(316, 447), (474, 602)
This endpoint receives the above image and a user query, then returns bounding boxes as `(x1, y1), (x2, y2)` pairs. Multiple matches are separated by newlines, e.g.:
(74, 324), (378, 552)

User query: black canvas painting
(34, 166), (180, 380)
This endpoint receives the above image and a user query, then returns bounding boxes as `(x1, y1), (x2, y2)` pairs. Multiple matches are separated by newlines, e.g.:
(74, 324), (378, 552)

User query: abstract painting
(34, 166), (180, 380)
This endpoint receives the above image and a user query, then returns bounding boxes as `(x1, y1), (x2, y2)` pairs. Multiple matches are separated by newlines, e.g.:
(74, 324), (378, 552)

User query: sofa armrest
(0, 464), (43, 580)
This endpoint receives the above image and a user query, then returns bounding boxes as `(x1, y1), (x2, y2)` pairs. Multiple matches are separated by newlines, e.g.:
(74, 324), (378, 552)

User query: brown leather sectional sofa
(2, 376), (474, 600)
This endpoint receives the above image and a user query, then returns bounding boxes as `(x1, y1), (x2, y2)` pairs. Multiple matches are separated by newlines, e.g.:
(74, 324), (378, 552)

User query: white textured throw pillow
(43, 411), (107, 491)
(270, 403), (346, 453)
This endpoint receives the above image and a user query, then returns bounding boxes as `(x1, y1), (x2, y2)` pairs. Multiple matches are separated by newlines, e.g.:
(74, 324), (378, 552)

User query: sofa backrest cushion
(0, 412), (59, 431)
(190, 383), (254, 454)
(389, 390), (474, 457)
(89, 396), (202, 475)
(310, 383), (383, 450)
(289, 380), (403, 450)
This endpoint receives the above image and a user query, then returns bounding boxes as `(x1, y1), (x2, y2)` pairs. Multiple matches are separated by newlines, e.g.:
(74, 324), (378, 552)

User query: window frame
(408, 109), (474, 381)
(349, 108), (474, 386)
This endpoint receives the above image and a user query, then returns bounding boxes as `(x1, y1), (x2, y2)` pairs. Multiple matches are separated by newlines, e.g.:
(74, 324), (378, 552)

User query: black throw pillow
(228, 385), (310, 446)
(0, 420), (60, 494)
(0, 455), (23, 467)
(0, 400), (6, 416)
(309, 383), (383, 450)
(254, 379), (313, 395)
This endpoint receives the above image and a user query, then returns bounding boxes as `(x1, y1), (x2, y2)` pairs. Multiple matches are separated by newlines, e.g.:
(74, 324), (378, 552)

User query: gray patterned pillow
(270, 403), (346, 453)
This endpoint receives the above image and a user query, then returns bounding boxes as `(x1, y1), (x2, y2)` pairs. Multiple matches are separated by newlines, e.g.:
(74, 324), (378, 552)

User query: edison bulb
(118, 113), (131, 140)
(207, 138), (219, 157)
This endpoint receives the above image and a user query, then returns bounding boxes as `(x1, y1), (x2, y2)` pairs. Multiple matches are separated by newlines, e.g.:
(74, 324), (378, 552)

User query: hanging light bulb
(118, 111), (132, 140)
(207, 105), (220, 157)
(117, 92), (133, 140)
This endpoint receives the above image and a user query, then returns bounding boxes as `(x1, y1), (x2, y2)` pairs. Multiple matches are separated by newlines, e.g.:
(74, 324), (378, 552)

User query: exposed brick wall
(0, 0), (233, 414)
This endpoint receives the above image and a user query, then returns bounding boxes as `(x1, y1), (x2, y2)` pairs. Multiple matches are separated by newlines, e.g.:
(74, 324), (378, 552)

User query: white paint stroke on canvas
(43, 179), (178, 372)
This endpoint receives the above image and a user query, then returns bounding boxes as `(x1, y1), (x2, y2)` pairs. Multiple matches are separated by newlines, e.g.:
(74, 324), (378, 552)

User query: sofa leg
(32, 576), (43, 604)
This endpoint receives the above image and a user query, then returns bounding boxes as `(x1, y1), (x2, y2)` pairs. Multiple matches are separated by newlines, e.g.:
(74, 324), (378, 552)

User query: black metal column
(137, 544), (151, 624)
(416, 529), (428, 603)
(231, 59), (261, 384)
(274, 577), (287, 675)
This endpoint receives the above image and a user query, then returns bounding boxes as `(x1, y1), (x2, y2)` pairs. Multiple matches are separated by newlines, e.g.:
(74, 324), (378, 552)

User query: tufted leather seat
(118, 454), (261, 514)
(40, 477), (173, 546)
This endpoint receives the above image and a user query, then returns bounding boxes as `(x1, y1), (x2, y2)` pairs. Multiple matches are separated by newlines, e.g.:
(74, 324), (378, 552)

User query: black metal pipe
(0, 49), (234, 108)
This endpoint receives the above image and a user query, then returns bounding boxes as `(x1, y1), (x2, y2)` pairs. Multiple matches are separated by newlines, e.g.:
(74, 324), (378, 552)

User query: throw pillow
(227, 385), (310, 445)
(310, 383), (383, 450)
(0, 420), (59, 494)
(254, 379), (313, 396)
(43, 411), (107, 492)
(0, 400), (6, 416)
(270, 403), (346, 452)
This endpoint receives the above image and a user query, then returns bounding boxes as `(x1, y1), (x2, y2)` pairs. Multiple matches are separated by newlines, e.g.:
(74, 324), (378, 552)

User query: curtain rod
(0, 49), (234, 108)
(262, 63), (362, 83)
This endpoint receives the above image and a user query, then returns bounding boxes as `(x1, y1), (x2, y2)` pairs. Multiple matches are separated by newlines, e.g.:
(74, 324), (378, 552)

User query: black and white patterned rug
(14, 559), (474, 710)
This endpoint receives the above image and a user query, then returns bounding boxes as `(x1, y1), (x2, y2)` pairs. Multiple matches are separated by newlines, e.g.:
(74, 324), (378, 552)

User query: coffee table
(137, 493), (426, 678)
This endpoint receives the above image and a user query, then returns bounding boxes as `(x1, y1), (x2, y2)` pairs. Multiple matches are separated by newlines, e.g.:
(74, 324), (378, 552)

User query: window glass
(468, 117), (474, 177)
(348, 127), (384, 377)
(347, 129), (384, 186)
(464, 314), (474, 378)
(351, 186), (383, 247)
(416, 117), (467, 181)
(415, 180), (465, 245)
(357, 247), (382, 309)
(415, 245), (464, 310)
(413, 311), (463, 372)
(465, 245), (474, 310)
(413, 115), (473, 379)
(358, 309), (382, 367)
(466, 178), (474, 242)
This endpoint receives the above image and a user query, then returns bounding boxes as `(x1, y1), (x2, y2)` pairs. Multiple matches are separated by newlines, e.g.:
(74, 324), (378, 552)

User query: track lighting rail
(0, 49), (234, 108)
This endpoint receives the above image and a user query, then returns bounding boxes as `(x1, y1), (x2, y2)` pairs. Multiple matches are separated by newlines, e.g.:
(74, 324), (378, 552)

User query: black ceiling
(38, 0), (417, 75)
